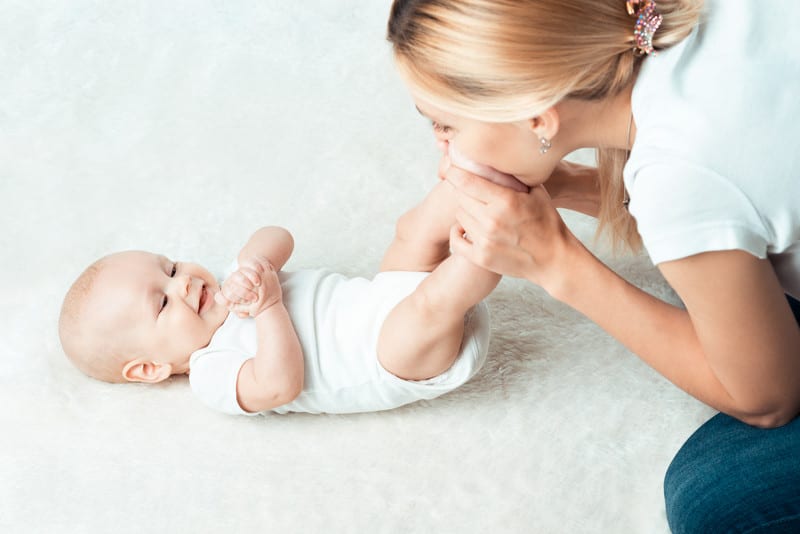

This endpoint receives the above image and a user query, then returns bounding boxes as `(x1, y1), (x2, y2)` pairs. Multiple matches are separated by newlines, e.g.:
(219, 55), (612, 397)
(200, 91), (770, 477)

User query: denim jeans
(664, 295), (800, 533)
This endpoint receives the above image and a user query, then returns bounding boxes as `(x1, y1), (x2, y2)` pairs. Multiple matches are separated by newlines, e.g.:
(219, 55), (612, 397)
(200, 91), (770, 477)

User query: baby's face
(87, 251), (228, 375)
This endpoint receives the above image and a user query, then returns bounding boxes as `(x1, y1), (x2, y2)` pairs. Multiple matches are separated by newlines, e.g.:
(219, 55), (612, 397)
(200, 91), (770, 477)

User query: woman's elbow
(735, 403), (800, 429)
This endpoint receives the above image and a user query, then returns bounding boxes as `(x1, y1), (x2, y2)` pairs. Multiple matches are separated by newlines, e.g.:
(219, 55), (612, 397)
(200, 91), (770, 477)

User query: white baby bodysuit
(189, 268), (489, 415)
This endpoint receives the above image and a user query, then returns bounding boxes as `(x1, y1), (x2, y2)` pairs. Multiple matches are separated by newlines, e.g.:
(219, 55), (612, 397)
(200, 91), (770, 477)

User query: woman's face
(413, 98), (557, 187)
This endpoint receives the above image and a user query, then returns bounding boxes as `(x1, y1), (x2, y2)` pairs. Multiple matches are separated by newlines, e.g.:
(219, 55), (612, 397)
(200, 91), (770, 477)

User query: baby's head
(59, 250), (228, 384)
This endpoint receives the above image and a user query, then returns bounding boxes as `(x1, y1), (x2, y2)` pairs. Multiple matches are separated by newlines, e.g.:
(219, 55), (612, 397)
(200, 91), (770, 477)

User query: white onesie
(189, 268), (490, 415)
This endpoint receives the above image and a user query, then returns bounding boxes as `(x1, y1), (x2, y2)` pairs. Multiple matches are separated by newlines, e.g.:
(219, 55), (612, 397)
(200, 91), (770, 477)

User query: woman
(387, 1), (800, 532)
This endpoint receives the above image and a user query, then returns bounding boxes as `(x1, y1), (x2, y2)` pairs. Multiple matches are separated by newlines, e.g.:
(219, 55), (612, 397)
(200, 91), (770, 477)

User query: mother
(387, 0), (800, 532)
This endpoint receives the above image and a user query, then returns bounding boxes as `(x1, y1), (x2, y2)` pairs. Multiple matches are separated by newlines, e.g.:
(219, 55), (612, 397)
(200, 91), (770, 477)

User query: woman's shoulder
(626, 162), (770, 265)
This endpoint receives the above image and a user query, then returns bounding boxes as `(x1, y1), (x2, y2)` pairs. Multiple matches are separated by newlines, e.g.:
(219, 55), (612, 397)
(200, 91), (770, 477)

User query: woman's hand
(445, 165), (585, 295)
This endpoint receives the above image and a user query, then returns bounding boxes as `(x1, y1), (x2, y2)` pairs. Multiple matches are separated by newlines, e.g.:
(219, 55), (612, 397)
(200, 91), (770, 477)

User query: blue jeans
(664, 295), (800, 533)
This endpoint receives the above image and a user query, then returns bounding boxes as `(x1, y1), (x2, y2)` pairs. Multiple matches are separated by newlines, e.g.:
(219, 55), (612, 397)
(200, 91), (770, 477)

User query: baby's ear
(122, 360), (173, 383)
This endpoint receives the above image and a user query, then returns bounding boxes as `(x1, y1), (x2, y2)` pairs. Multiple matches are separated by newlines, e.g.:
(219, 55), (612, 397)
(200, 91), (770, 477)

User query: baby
(59, 180), (501, 415)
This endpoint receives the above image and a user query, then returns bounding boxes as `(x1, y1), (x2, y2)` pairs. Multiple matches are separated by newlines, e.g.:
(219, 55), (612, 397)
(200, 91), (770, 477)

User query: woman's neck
(554, 84), (636, 153)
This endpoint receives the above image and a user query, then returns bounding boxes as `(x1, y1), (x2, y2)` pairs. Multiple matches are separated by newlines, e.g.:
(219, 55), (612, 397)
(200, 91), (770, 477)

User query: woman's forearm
(551, 241), (798, 427)
(444, 163), (800, 426)
(553, 243), (729, 405)
(545, 161), (601, 217)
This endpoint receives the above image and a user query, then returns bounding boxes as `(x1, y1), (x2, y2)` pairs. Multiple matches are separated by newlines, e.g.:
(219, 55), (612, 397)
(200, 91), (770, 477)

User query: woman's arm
(559, 245), (800, 427)
(446, 168), (800, 427)
(544, 160), (602, 217)
(655, 250), (800, 425)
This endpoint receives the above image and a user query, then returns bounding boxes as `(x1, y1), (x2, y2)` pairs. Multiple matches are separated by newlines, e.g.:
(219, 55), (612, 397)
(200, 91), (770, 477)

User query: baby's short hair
(59, 258), (127, 383)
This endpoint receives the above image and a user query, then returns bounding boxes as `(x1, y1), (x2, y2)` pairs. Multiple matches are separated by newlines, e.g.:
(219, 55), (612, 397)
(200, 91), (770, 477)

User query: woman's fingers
(445, 164), (509, 204)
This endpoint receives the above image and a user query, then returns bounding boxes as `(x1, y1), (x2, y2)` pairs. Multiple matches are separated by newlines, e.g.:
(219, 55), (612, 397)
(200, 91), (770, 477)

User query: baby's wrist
(245, 255), (272, 272)
(252, 297), (284, 318)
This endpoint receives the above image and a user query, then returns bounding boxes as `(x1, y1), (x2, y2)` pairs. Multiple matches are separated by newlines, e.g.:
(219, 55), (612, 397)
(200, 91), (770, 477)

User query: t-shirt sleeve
(189, 349), (258, 416)
(628, 162), (770, 265)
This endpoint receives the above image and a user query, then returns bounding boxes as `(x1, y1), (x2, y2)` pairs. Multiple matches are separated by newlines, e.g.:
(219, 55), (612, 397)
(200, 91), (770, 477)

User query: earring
(539, 137), (552, 154)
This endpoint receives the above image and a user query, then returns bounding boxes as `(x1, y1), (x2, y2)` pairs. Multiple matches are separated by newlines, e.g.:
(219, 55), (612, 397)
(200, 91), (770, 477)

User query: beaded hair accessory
(626, 0), (663, 55)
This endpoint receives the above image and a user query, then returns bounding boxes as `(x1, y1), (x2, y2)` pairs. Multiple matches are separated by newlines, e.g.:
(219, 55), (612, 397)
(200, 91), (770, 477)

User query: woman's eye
(432, 121), (452, 134)
(170, 263), (177, 277)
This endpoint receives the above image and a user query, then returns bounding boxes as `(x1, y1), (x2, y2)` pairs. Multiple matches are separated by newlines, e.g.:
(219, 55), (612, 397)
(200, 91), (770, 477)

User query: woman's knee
(664, 412), (800, 534)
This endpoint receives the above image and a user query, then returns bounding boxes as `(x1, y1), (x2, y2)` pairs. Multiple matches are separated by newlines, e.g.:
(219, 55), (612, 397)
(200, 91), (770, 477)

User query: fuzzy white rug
(0, 2), (715, 533)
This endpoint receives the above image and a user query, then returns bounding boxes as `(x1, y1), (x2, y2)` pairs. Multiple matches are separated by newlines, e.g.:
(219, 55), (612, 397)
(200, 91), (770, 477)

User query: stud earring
(539, 137), (552, 154)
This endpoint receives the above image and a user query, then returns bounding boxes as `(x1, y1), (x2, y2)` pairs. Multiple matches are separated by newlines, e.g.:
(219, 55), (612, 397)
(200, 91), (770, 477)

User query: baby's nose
(179, 274), (193, 296)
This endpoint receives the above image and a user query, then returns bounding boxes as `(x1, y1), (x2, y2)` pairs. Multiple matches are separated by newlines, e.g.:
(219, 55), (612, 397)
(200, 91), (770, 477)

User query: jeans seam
(741, 511), (800, 534)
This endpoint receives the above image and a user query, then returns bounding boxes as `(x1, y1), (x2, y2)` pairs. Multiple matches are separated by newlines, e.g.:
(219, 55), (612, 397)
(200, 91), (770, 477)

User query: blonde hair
(388, 0), (703, 250)
(58, 259), (128, 383)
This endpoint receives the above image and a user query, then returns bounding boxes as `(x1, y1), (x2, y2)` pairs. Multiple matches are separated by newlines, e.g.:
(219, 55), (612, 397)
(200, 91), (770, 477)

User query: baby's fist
(239, 256), (282, 317)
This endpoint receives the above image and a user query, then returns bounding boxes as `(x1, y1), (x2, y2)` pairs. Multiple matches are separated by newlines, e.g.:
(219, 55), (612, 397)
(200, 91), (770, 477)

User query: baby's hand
(244, 257), (283, 316)
(216, 263), (262, 317)
(215, 257), (282, 318)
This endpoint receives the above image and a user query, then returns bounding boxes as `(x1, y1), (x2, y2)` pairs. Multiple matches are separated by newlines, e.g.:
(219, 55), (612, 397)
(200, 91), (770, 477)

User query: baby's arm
(236, 226), (294, 271)
(224, 227), (305, 412)
(380, 180), (459, 273)
(216, 226), (294, 313)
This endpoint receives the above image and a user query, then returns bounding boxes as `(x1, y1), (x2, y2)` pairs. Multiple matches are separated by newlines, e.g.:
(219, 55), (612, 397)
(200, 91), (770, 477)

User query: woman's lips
(448, 143), (530, 192)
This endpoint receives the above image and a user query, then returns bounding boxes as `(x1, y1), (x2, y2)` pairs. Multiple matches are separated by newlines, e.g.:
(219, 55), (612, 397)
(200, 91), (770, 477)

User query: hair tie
(626, 0), (663, 55)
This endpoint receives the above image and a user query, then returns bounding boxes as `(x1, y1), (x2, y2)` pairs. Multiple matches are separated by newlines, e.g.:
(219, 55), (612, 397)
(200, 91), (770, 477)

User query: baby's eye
(160, 295), (168, 313)
(170, 263), (177, 277)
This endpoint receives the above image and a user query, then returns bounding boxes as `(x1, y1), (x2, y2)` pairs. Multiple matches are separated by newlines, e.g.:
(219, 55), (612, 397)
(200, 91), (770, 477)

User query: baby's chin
(209, 302), (230, 327)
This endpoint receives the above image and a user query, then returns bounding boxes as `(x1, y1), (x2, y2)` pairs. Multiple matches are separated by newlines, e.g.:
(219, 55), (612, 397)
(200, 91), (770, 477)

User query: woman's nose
(433, 129), (451, 145)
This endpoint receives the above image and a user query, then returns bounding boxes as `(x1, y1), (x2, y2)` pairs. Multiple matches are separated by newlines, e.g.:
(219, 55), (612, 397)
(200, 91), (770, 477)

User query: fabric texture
(665, 414), (800, 534)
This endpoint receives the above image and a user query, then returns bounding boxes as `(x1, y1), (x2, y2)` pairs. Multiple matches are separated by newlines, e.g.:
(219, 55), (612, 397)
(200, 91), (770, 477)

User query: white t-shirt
(624, 0), (800, 298)
(189, 268), (490, 415)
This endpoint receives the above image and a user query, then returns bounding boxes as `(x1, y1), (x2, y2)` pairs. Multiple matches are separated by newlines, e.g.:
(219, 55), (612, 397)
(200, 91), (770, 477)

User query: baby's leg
(380, 180), (459, 274)
(377, 253), (500, 381)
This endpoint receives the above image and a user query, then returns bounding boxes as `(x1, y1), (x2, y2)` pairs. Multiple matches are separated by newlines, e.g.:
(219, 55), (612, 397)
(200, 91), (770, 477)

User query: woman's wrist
(535, 234), (596, 303)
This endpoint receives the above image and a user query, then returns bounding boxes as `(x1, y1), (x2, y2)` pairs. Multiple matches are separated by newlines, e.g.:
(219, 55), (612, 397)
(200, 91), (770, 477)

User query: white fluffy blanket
(0, 2), (714, 533)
